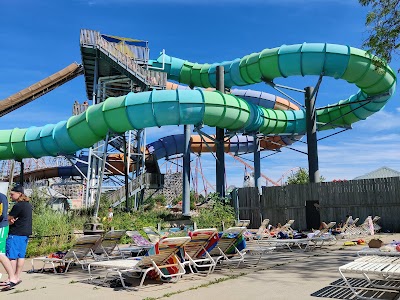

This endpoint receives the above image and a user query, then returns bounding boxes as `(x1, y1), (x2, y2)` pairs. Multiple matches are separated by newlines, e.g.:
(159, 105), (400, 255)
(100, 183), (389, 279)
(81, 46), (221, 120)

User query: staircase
(80, 29), (166, 208)
(108, 134), (160, 174)
(108, 172), (164, 207)
(80, 29), (166, 99)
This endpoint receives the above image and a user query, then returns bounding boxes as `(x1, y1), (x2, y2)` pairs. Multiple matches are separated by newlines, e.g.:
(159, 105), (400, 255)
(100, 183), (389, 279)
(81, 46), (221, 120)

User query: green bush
(192, 201), (235, 231)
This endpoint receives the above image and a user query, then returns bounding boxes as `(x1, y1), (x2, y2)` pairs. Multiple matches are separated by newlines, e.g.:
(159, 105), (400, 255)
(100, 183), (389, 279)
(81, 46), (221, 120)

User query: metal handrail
(80, 29), (166, 88)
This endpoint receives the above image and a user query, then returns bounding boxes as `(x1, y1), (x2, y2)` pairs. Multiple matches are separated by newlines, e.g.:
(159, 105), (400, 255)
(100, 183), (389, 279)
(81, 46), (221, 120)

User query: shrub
(192, 201), (235, 231)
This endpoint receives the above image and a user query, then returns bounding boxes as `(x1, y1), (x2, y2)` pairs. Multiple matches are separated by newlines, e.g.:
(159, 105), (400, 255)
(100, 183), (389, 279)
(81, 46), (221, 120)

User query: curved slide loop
(0, 89), (305, 160)
(150, 43), (396, 129)
(0, 43), (396, 161)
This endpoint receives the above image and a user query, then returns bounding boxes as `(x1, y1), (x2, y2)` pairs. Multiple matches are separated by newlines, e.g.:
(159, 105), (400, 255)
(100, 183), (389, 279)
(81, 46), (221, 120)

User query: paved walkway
(1, 233), (400, 300)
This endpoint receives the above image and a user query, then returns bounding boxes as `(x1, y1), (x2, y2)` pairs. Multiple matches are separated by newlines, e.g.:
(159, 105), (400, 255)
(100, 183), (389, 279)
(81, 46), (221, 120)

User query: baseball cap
(11, 185), (24, 194)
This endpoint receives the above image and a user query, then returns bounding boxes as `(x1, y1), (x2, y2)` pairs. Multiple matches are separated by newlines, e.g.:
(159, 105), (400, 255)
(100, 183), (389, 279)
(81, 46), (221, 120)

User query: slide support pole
(216, 66), (226, 198)
(305, 86), (320, 183)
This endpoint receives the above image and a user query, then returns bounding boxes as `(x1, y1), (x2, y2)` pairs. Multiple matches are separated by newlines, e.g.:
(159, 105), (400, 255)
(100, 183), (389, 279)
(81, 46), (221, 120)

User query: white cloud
(356, 110), (400, 132)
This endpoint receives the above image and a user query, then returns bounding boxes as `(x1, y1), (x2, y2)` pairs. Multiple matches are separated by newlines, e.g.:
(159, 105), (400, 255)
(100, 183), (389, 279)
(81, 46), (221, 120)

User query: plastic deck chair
(122, 230), (154, 257)
(31, 234), (102, 274)
(339, 255), (400, 299)
(143, 227), (162, 243)
(93, 230), (126, 260)
(235, 219), (251, 227)
(182, 228), (219, 275)
(245, 219), (270, 240)
(88, 236), (191, 290)
(209, 227), (247, 270)
(372, 216), (382, 233)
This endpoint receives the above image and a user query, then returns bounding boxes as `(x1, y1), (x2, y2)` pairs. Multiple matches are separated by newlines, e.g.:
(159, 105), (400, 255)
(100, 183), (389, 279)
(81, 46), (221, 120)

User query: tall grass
(26, 191), (236, 257)
(26, 209), (90, 257)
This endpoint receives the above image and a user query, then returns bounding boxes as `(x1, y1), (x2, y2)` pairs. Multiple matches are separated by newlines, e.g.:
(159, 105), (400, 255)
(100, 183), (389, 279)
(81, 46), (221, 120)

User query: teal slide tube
(0, 43), (395, 161)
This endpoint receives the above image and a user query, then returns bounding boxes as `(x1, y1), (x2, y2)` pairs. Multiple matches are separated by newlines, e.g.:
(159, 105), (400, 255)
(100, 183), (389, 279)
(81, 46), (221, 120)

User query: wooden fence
(235, 177), (400, 232)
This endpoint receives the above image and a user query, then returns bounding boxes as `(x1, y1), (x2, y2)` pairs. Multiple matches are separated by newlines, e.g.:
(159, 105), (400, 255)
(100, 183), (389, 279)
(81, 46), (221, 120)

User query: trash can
(83, 222), (105, 236)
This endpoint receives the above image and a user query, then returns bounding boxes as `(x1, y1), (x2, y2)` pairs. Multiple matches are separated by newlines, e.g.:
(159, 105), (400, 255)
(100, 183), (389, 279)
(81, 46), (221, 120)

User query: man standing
(0, 190), (19, 289)
(2, 185), (32, 291)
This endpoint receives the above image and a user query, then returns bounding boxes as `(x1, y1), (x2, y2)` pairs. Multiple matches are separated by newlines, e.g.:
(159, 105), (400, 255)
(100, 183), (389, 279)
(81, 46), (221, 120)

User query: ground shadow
(311, 277), (400, 300)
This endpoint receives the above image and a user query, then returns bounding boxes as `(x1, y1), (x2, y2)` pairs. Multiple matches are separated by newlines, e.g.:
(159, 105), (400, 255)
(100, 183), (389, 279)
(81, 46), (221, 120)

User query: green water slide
(0, 43), (396, 160)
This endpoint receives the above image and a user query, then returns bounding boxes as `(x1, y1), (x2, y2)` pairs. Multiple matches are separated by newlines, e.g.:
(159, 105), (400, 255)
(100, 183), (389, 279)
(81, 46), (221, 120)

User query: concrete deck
(1, 233), (400, 300)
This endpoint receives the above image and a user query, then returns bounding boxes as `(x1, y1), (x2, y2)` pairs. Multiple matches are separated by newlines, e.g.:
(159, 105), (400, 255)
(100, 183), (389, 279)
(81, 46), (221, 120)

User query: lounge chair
(270, 219), (295, 238)
(256, 221), (337, 252)
(339, 255), (400, 299)
(307, 221), (337, 248)
(337, 216), (359, 239)
(93, 230), (126, 260)
(182, 228), (218, 275)
(235, 219), (251, 227)
(372, 216), (382, 233)
(88, 236), (190, 289)
(121, 230), (154, 257)
(31, 234), (102, 274)
(209, 227), (247, 269)
(246, 219), (270, 240)
(143, 227), (162, 243)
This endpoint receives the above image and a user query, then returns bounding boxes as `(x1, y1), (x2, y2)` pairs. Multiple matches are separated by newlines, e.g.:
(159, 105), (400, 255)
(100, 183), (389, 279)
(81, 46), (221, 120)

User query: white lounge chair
(88, 236), (190, 289)
(31, 235), (102, 274)
(339, 255), (400, 299)
(93, 230), (126, 260)
(182, 228), (218, 275)
(209, 227), (247, 269)
(121, 230), (154, 257)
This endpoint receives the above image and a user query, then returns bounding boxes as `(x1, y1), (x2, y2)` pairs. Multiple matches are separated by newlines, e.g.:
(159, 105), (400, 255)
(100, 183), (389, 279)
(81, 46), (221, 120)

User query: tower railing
(80, 29), (166, 88)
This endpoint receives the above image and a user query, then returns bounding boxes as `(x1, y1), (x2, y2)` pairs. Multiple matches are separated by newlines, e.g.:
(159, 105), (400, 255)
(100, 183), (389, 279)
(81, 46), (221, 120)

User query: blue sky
(0, 0), (399, 191)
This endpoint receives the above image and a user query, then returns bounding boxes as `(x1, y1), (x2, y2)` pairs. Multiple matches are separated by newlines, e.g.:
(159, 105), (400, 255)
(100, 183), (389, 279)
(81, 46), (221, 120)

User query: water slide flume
(16, 133), (294, 182)
(0, 43), (395, 161)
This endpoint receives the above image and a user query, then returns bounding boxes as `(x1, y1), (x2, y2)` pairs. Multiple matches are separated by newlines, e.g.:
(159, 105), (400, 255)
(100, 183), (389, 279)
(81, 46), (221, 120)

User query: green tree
(359, 0), (399, 66)
(286, 168), (325, 185)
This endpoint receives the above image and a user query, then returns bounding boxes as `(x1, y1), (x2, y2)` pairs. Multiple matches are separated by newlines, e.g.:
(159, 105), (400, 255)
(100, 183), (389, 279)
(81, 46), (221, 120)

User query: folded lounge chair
(31, 235), (102, 274)
(88, 236), (190, 289)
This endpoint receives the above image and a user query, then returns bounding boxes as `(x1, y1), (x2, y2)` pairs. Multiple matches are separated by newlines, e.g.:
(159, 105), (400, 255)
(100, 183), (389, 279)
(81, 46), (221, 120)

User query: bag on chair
(368, 238), (383, 248)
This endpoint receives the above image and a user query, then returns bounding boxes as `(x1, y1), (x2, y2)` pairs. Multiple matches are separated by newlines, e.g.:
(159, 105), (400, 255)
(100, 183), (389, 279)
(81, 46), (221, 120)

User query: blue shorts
(6, 235), (29, 259)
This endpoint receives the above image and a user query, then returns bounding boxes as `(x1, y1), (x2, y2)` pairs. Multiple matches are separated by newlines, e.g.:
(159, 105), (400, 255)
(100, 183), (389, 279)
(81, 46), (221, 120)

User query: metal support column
(123, 134), (130, 212)
(305, 86), (320, 183)
(216, 66), (225, 198)
(84, 56), (99, 208)
(94, 132), (110, 219)
(182, 124), (191, 216)
(253, 134), (262, 194)
(19, 160), (24, 185)
(135, 130), (142, 209)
